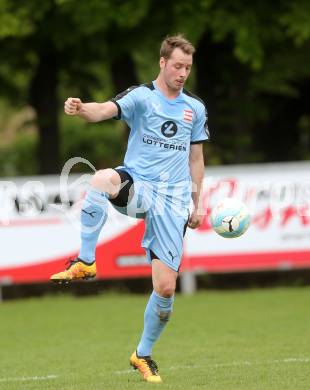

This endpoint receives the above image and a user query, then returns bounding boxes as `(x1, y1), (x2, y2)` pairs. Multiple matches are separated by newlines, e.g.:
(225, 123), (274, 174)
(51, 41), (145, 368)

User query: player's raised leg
(50, 169), (122, 283)
(130, 257), (178, 383)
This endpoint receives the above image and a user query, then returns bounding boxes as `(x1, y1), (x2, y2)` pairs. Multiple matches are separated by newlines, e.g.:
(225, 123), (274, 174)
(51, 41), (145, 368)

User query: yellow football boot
(130, 351), (162, 383)
(50, 258), (96, 284)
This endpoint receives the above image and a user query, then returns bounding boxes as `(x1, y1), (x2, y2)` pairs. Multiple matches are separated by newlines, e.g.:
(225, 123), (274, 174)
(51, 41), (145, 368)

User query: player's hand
(64, 97), (83, 116)
(188, 209), (204, 229)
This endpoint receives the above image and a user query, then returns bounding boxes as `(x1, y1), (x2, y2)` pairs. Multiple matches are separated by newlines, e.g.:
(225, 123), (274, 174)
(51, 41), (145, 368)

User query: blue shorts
(109, 167), (190, 272)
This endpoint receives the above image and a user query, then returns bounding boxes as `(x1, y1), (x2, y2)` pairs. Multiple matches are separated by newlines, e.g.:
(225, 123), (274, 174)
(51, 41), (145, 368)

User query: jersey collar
(152, 80), (184, 103)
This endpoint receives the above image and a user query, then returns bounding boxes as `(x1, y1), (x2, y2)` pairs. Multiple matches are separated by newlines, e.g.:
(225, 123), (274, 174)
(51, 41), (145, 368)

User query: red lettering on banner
(205, 178), (237, 200)
(281, 206), (310, 226)
(196, 177), (310, 233)
(252, 208), (273, 229)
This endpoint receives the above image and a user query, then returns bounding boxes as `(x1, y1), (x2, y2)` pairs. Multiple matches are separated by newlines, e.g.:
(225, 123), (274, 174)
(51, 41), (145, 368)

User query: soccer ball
(210, 198), (251, 238)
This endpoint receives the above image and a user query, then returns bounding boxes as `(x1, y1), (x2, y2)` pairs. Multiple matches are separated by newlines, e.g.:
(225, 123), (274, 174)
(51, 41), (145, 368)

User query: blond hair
(160, 34), (195, 59)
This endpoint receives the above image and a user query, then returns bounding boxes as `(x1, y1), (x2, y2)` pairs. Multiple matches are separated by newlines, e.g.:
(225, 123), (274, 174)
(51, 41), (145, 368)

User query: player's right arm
(64, 97), (118, 122)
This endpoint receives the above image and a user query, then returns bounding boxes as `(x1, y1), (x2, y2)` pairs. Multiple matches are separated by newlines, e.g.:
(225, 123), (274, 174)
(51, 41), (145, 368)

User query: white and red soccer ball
(211, 198), (251, 238)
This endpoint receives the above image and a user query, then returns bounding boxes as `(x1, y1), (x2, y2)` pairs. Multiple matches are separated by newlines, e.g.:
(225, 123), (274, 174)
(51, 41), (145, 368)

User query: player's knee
(155, 283), (175, 298)
(90, 169), (120, 196)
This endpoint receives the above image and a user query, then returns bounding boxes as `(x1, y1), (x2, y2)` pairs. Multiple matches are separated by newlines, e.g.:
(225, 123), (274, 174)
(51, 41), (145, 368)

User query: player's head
(159, 34), (195, 91)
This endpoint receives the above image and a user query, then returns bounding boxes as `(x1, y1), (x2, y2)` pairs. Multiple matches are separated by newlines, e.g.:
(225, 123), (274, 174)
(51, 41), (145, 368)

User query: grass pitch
(0, 287), (309, 389)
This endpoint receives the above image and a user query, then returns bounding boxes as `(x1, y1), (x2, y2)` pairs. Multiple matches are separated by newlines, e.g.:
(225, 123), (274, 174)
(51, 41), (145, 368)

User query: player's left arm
(188, 143), (205, 229)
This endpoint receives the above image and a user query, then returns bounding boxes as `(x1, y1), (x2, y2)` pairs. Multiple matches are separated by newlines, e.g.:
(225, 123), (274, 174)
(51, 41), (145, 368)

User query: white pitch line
(114, 357), (310, 375)
(280, 358), (310, 363)
(0, 374), (58, 383)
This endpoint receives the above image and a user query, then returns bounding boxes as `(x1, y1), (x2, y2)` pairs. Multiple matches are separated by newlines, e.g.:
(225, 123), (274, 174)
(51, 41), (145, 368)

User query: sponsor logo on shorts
(168, 251), (177, 262)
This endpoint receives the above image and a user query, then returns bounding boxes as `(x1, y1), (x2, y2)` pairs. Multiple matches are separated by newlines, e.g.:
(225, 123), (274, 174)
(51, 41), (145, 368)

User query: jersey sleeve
(110, 86), (141, 123)
(190, 102), (210, 144)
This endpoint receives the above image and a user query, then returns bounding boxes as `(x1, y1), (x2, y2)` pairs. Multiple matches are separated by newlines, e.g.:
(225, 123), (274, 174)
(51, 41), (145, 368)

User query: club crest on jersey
(183, 109), (193, 123)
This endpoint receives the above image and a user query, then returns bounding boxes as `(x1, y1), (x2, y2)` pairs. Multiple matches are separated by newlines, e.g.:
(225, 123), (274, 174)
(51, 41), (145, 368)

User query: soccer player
(51, 34), (209, 383)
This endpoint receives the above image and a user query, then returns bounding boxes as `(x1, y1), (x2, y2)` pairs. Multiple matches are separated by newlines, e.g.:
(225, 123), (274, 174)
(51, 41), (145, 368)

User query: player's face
(160, 48), (193, 91)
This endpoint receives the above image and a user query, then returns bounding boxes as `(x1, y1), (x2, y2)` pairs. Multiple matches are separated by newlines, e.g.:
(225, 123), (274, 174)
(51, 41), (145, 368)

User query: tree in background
(174, 1), (310, 163)
(0, 0), (148, 174)
(0, 0), (309, 176)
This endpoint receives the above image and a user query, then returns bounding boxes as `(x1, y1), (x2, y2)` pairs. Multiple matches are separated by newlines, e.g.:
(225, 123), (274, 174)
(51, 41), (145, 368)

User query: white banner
(0, 161), (310, 281)
(0, 174), (137, 268)
(186, 162), (310, 256)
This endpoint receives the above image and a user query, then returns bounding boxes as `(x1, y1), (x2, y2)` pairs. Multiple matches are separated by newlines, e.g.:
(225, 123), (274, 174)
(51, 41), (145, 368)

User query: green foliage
(281, 1), (310, 45)
(60, 116), (125, 171)
(0, 0), (34, 38)
(0, 0), (310, 175)
(0, 101), (37, 176)
(0, 132), (38, 176)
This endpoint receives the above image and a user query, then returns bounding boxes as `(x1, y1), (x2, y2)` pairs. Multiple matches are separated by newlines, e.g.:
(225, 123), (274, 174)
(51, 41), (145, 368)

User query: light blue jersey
(111, 81), (209, 185)
(110, 81), (209, 271)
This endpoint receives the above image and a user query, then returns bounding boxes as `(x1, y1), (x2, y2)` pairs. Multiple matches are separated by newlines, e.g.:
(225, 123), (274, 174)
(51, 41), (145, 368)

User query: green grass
(0, 287), (310, 389)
